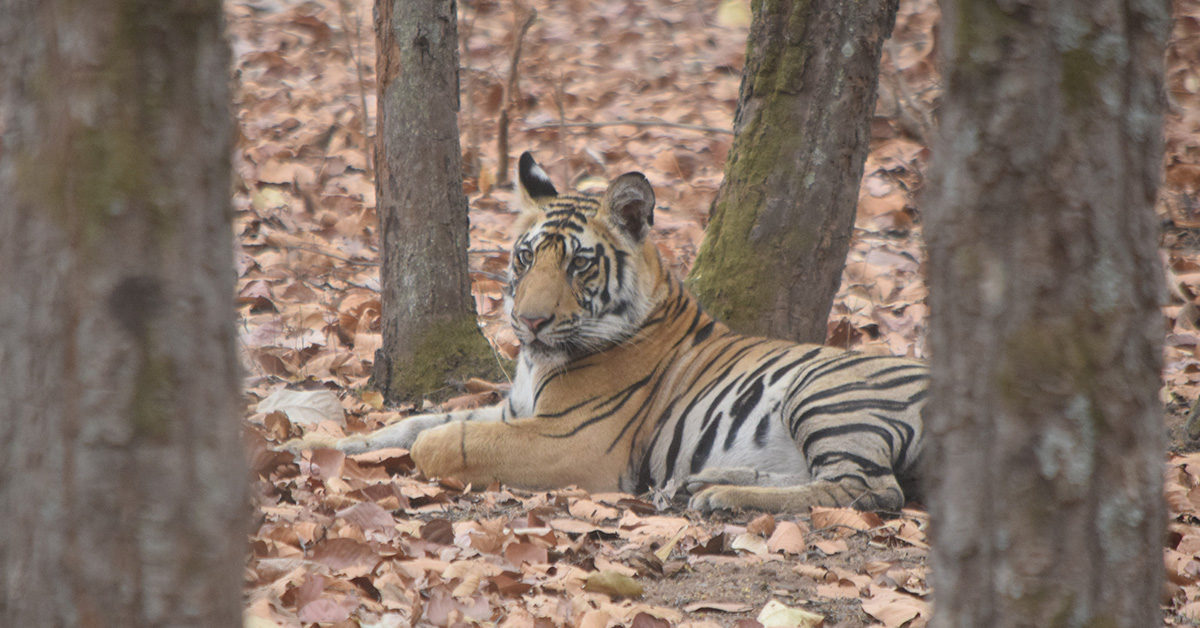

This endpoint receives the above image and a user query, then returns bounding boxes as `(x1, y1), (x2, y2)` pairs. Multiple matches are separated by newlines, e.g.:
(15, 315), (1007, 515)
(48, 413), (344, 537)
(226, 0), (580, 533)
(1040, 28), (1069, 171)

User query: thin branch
(553, 78), (570, 184)
(338, 0), (373, 178)
(496, 8), (538, 185)
(283, 244), (378, 267)
(526, 119), (733, 135)
(461, 7), (481, 177)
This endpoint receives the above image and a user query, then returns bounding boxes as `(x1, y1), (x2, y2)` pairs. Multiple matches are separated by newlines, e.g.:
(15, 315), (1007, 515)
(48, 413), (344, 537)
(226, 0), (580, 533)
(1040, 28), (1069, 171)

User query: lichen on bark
(685, 0), (897, 343)
(382, 316), (506, 404)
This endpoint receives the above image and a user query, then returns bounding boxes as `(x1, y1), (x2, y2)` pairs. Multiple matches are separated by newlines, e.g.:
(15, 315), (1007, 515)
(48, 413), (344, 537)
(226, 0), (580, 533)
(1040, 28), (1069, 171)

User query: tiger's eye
(515, 248), (533, 266)
(570, 256), (593, 272)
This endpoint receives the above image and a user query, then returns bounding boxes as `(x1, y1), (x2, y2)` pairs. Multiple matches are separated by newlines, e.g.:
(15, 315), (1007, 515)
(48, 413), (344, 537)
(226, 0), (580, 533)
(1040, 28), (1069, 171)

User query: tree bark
(0, 1), (245, 627)
(686, 0), (898, 343)
(923, 1), (1168, 627)
(373, 0), (500, 404)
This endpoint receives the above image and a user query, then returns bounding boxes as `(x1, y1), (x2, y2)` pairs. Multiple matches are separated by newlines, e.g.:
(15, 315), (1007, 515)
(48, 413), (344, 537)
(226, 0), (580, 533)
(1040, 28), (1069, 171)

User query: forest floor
(230, 0), (1200, 626)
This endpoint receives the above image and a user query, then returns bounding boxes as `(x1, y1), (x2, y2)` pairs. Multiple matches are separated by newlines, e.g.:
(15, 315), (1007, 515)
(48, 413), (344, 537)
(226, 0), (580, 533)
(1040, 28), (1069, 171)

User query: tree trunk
(686, 0), (898, 343)
(923, 1), (1168, 627)
(373, 0), (500, 404)
(0, 2), (245, 627)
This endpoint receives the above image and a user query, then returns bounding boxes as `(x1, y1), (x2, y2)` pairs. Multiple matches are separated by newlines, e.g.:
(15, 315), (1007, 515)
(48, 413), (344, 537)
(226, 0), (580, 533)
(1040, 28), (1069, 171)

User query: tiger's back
(285, 152), (926, 513)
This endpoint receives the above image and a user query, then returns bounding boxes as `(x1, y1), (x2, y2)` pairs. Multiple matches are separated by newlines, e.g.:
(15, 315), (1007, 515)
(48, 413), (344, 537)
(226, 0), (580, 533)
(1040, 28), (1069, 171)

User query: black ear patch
(602, 172), (655, 241)
(518, 152), (558, 199)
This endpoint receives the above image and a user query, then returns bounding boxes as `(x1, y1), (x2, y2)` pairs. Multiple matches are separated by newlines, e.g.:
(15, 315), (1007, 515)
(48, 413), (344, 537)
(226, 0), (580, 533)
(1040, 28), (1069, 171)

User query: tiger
(282, 152), (928, 513)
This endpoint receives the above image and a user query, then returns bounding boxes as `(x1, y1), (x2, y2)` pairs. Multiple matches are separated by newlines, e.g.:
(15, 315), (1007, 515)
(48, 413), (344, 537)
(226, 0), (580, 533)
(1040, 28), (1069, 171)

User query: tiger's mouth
(517, 327), (594, 360)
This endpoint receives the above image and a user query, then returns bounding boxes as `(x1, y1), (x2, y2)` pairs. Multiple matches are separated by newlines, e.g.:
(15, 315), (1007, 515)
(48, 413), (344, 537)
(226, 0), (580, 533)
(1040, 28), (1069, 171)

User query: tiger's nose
(519, 315), (553, 333)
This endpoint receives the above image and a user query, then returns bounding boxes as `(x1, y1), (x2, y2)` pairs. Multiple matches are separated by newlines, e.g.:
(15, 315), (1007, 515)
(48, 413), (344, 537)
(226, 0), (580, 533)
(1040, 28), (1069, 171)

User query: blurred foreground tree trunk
(924, 1), (1168, 626)
(0, 1), (246, 626)
(373, 0), (500, 403)
(686, 0), (898, 343)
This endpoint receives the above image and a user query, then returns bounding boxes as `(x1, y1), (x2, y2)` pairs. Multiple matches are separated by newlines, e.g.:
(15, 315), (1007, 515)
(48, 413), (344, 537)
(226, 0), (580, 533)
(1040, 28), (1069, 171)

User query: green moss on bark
(687, 189), (771, 329)
(995, 313), (1105, 418)
(384, 316), (507, 404)
(1060, 45), (1104, 112)
(953, 0), (1020, 74)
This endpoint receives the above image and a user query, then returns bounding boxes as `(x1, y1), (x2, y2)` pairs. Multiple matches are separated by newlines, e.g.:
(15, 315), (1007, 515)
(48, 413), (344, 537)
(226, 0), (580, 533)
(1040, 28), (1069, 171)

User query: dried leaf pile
(227, 0), (1200, 625)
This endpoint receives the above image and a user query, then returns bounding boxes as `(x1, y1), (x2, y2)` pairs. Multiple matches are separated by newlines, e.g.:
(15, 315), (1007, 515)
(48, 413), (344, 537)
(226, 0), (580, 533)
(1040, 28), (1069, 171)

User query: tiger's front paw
(688, 485), (748, 513)
(408, 424), (464, 480)
(277, 433), (339, 455)
(276, 432), (373, 456)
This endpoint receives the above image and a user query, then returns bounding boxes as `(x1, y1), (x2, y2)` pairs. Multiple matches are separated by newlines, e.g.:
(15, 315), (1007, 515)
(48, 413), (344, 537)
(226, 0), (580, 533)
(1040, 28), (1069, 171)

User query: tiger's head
(505, 152), (666, 362)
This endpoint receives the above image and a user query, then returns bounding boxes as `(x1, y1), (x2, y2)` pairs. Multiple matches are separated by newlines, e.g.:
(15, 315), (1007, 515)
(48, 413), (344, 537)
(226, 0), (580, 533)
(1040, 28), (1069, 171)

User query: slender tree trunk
(923, 1), (1168, 626)
(0, 1), (245, 627)
(373, 0), (500, 404)
(686, 0), (898, 343)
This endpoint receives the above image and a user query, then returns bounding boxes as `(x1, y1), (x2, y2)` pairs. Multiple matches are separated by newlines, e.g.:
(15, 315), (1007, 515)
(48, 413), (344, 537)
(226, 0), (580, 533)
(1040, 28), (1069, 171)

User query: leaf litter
(227, 0), (1200, 625)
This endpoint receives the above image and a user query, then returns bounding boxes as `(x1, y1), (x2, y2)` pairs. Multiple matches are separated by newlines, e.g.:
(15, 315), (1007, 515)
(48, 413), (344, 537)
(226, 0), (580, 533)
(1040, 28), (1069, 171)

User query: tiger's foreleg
(409, 418), (626, 493)
(278, 405), (507, 455)
(687, 473), (905, 513)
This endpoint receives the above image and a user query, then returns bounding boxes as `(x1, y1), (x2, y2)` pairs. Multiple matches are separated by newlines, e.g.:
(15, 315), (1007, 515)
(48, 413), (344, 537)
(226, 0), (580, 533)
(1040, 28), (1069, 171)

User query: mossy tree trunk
(0, 1), (245, 626)
(373, 0), (499, 403)
(686, 0), (898, 343)
(923, 1), (1168, 626)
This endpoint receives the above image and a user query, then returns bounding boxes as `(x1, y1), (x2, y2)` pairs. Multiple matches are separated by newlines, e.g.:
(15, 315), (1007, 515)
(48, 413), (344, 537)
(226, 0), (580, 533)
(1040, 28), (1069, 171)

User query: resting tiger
(283, 152), (927, 513)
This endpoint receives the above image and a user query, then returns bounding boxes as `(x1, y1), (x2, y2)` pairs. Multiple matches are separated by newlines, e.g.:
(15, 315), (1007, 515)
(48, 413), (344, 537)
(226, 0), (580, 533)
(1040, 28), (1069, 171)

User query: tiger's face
(506, 153), (661, 361)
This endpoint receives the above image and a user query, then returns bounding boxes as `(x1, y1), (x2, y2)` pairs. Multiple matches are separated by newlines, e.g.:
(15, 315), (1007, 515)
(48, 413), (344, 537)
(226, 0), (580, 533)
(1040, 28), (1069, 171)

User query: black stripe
(533, 361), (599, 400)
(738, 349), (788, 393)
(700, 374), (744, 432)
(661, 409), (691, 481)
(795, 372), (929, 409)
(793, 354), (881, 390)
(596, 243), (611, 305)
(607, 358), (676, 453)
(634, 446), (656, 494)
(801, 422), (896, 458)
(723, 377), (764, 451)
(790, 398), (920, 438)
(542, 219), (584, 232)
(874, 413), (917, 470)
(753, 404), (775, 448)
(670, 307), (704, 351)
(613, 249), (628, 288)
(867, 363), (927, 379)
(672, 339), (766, 431)
(661, 338), (769, 480)
(690, 411), (723, 473)
(693, 319), (715, 345)
(768, 347), (825, 385)
(810, 452), (892, 477)
(544, 373), (653, 433)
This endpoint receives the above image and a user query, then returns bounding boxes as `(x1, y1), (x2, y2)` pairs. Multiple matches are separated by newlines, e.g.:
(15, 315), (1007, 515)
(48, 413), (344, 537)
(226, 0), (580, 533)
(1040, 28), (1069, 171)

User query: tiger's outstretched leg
(686, 471), (905, 513)
(278, 405), (507, 455)
(408, 417), (626, 493)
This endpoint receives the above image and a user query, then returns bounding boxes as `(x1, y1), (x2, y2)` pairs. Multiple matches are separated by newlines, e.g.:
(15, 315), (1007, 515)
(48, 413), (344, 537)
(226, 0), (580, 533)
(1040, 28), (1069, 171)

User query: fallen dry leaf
(756, 599), (824, 628)
(257, 388), (345, 424)
(584, 570), (644, 598)
(861, 589), (928, 628)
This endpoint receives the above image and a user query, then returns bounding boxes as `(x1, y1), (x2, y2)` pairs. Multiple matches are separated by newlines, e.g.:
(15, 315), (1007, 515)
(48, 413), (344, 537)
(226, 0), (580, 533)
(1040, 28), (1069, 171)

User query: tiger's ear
(517, 152), (557, 214)
(601, 172), (655, 241)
